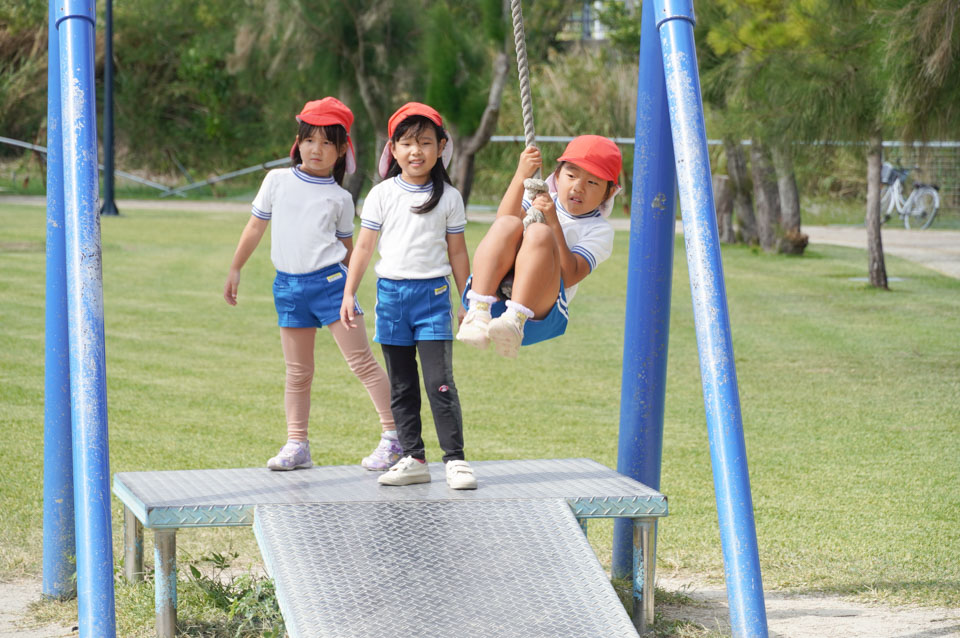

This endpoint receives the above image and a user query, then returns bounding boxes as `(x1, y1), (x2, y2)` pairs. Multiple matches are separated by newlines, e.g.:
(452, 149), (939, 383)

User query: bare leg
(327, 316), (395, 432)
(509, 224), (562, 318)
(279, 327), (316, 442)
(470, 216), (524, 296)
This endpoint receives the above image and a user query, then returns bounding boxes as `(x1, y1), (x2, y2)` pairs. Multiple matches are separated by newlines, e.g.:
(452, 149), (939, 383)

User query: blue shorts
(461, 275), (568, 346)
(273, 263), (361, 328)
(374, 277), (454, 346)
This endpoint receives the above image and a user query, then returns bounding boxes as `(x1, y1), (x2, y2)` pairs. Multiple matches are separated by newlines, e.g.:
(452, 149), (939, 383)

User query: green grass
(2, 202), (959, 634)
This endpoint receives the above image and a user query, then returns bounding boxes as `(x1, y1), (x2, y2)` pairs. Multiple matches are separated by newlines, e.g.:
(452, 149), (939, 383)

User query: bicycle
(876, 160), (940, 230)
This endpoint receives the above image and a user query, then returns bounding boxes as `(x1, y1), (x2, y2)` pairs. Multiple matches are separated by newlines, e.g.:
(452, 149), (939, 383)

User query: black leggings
(380, 340), (464, 462)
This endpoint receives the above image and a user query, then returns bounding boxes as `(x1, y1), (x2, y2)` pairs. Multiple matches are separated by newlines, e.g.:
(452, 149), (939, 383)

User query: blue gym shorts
(273, 263), (361, 328)
(461, 275), (569, 346)
(374, 277), (455, 346)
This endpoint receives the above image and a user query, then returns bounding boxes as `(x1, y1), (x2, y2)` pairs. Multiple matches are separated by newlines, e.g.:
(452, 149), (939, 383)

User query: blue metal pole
(56, 2), (117, 636)
(42, 0), (76, 601)
(612, 0), (678, 580)
(652, 0), (768, 635)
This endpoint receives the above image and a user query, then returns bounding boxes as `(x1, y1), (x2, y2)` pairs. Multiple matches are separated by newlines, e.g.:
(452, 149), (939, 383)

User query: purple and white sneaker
(267, 440), (312, 471)
(361, 436), (403, 471)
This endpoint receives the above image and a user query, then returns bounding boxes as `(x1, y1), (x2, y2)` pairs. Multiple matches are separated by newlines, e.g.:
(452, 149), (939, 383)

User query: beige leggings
(280, 316), (394, 442)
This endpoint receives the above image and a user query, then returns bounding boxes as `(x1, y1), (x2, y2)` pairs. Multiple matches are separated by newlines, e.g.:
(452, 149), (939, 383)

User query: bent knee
(490, 215), (524, 238)
(520, 223), (556, 249)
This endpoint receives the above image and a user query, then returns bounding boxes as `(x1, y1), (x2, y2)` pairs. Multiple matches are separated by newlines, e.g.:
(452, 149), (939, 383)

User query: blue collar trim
(292, 166), (336, 184)
(395, 176), (433, 193)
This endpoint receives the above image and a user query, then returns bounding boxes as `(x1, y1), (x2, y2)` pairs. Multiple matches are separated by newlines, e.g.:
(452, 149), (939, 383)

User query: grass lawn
(1, 202), (958, 635)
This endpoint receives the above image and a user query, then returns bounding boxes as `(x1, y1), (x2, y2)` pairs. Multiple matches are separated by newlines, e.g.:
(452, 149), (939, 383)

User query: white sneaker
(456, 304), (492, 349)
(487, 311), (525, 359)
(445, 460), (478, 490)
(377, 455), (431, 486)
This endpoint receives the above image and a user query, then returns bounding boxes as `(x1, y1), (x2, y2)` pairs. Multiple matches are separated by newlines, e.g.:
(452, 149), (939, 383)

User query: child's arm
(339, 237), (354, 267)
(532, 193), (592, 287)
(496, 146), (542, 219)
(339, 227), (378, 329)
(224, 216), (269, 306)
(446, 232), (470, 324)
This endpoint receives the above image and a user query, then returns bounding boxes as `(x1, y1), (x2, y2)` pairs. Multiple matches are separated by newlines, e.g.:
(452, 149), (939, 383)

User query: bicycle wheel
(879, 185), (893, 223)
(904, 187), (939, 230)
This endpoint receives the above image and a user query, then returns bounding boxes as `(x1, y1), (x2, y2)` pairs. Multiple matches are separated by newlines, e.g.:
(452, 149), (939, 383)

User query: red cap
(556, 135), (622, 186)
(387, 102), (443, 139)
(379, 102), (452, 178)
(290, 97), (356, 174)
(296, 97), (354, 131)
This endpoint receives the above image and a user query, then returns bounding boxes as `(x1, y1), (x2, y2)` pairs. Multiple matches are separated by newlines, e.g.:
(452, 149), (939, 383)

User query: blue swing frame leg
(42, 0), (76, 602)
(56, 2), (117, 635)
(652, 0), (769, 635)
(613, 0), (678, 582)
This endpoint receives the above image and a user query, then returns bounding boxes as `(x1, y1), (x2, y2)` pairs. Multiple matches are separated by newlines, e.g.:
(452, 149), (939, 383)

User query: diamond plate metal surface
(254, 499), (640, 638)
(113, 458), (667, 527)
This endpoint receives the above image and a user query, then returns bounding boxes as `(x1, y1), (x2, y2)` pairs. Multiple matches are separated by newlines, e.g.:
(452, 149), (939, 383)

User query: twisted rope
(511, 0), (539, 180)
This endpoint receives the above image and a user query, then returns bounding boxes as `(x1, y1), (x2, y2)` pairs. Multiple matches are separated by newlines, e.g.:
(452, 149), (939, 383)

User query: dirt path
(0, 581), (74, 637)
(657, 576), (960, 638)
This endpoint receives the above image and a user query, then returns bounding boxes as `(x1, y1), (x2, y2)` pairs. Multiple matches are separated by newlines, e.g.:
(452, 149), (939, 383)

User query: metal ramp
(255, 499), (638, 637)
(113, 458), (667, 637)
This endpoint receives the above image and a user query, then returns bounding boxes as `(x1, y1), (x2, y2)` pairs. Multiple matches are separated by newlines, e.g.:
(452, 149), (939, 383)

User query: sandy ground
(3, 574), (958, 637)
(657, 576), (960, 638)
(0, 581), (75, 637)
(3, 195), (957, 280)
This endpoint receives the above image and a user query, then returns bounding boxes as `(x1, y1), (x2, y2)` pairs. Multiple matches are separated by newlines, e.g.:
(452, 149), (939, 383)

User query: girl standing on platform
(224, 98), (402, 472)
(456, 136), (621, 358)
(339, 102), (476, 490)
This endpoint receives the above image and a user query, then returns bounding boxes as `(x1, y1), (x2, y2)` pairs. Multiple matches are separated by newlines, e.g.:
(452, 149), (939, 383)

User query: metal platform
(113, 458), (667, 527)
(112, 459), (666, 637)
(255, 500), (640, 638)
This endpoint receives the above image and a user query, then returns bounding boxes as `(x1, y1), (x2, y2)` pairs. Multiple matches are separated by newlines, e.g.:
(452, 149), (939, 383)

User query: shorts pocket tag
(327, 272), (344, 282)
(434, 284), (448, 295)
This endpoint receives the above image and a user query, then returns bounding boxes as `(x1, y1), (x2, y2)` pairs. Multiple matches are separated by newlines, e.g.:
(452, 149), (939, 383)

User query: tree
(0, 6), (53, 156)
(882, 0), (960, 142)
(423, 0), (510, 207)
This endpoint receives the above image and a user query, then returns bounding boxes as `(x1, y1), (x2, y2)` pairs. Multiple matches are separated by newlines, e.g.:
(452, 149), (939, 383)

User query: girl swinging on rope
(456, 137), (622, 358)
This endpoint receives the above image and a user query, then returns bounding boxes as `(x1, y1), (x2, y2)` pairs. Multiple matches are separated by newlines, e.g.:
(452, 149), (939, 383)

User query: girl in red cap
(339, 102), (476, 490)
(457, 136), (622, 358)
(224, 97), (401, 472)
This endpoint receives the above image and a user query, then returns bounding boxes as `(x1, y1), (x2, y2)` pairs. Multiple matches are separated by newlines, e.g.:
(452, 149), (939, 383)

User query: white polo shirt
(522, 196), (614, 303)
(251, 166), (355, 274)
(360, 176), (466, 280)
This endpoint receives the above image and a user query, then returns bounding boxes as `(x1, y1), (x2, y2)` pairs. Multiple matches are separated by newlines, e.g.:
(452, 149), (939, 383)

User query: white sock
(505, 300), (534, 319)
(466, 289), (497, 309)
(382, 429), (398, 441)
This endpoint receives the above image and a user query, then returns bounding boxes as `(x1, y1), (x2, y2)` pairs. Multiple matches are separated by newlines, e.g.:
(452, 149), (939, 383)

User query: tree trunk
(750, 141), (781, 253)
(723, 137), (757, 244)
(712, 174), (736, 243)
(771, 145), (808, 255)
(865, 132), (888, 289)
(451, 50), (510, 210)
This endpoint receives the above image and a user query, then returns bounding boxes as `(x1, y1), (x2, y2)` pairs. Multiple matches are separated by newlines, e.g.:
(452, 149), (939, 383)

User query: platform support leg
(632, 518), (656, 634)
(123, 508), (144, 582)
(154, 530), (177, 638)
